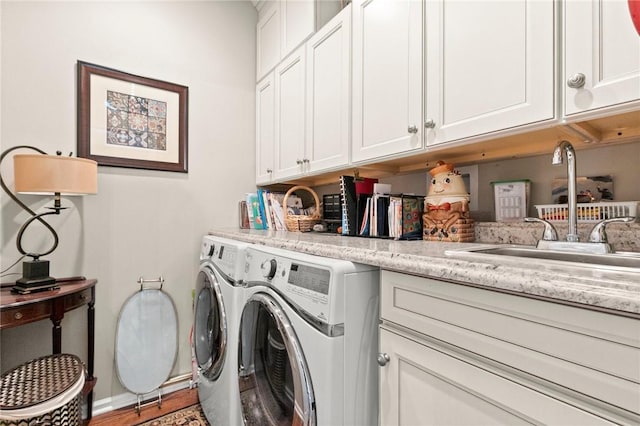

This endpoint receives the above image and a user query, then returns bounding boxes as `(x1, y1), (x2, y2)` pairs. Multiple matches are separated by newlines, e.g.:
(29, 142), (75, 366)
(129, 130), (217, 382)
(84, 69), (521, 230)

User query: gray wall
(316, 142), (640, 221)
(0, 1), (257, 402)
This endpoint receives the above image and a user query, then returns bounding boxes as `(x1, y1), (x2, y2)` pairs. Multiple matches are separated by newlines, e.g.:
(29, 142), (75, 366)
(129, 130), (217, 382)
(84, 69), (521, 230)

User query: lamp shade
(14, 154), (97, 195)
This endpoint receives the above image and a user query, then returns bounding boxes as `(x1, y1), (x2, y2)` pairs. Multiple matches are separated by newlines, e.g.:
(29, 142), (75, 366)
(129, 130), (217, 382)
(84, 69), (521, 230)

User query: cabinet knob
(14, 311), (23, 320)
(408, 125), (418, 134)
(266, 168), (272, 174)
(567, 73), (586, 89)
(296, 159), (303, 165)
(377, 352), (390, 367)
(424, 119), (436, 129)
(302, 159), (309, 164)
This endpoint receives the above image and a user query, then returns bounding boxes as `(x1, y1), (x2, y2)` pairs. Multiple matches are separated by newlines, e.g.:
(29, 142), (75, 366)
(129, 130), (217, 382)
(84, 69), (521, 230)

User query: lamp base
(13, 259), (57, 293)
(12, 281), (59, 294)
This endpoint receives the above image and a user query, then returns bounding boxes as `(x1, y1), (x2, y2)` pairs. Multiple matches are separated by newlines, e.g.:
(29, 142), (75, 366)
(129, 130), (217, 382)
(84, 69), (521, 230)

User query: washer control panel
(245, 248), (337, 323)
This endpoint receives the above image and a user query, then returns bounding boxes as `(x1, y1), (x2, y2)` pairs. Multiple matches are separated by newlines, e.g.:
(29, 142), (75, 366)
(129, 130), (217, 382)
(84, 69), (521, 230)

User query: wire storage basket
(535, 201), (639, 223)
(283, 185), (321, 232)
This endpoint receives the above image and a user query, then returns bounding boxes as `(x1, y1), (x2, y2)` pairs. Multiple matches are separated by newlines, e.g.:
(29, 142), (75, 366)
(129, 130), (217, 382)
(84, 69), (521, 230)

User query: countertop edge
(208, 229), (640, 317)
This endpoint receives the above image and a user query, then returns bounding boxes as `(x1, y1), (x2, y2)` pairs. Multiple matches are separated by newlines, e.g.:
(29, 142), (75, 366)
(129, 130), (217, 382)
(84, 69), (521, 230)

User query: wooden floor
(89, 387), (199, 425)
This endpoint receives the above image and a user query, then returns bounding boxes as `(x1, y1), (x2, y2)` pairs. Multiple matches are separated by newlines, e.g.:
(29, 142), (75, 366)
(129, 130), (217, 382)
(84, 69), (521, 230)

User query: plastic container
(491, 179), (531, 222)
(535, 201), (639, 223)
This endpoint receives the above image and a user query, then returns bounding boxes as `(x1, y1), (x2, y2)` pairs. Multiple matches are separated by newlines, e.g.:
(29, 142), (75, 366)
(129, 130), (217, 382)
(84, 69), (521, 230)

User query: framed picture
(77, 61), (188, 172)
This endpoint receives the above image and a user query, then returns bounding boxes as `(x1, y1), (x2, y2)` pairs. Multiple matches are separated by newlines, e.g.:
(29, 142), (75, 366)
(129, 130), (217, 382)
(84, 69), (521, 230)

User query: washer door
(194, 266), (227, 380)
(238, 292), (316, 426)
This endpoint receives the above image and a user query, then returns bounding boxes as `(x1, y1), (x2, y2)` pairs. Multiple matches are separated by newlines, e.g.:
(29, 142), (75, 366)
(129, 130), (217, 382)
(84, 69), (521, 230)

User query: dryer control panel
(201, 236), (246, 283)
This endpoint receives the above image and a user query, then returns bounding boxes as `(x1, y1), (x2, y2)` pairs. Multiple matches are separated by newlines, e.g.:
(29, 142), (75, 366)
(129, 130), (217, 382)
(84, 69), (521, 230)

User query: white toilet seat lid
(115, 289), (178, 395)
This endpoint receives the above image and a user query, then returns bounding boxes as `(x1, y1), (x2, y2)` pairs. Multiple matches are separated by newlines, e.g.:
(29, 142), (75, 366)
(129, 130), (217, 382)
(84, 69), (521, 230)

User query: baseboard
(92, 374), (194, 417)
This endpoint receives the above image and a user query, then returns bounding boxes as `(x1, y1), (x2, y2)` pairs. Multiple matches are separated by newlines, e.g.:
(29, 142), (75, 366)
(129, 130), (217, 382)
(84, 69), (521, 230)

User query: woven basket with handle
(283, 185), (321, 232)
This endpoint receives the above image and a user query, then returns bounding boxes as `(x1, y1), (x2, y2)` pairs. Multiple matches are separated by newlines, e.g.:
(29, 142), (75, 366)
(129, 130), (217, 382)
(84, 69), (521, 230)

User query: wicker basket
(283, 185), (321, 232)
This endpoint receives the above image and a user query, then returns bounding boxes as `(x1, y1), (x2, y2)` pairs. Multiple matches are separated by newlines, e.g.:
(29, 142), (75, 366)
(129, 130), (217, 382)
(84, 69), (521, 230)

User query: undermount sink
(447, 246), (640, 272)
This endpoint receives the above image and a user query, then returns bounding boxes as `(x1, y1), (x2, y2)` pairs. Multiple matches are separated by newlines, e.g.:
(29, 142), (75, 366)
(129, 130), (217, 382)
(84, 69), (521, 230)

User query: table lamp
(0, 145), (97, 293)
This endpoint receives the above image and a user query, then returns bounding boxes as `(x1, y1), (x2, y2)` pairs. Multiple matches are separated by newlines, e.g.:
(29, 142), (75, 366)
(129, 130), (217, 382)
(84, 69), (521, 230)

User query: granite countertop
(208, 225), (640, 317)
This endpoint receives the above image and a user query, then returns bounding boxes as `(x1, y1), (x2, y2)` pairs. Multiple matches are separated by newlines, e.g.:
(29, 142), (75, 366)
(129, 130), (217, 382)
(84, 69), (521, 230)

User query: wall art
(77, 61), (188, 172)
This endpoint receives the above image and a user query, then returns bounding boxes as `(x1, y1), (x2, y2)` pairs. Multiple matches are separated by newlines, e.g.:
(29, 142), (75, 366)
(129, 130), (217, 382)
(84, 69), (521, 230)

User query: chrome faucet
(525, 140), (636, 254)
(552, 140), (579, 242)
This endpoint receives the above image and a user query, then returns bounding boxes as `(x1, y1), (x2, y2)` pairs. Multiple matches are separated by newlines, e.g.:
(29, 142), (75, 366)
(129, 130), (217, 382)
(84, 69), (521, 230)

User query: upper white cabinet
(351, 0), (423, 163)
(424, 0), (555, 146)
(256, 2), (281, 82)
(256, 5), (351, 184)
(564, 0), (640, 117)
(256, 72), (276, 185)
(256, 0), (341, 82)
(274, 45), (307, 180)
(280, 0), (314, 58)
(305, 5), (351, 175)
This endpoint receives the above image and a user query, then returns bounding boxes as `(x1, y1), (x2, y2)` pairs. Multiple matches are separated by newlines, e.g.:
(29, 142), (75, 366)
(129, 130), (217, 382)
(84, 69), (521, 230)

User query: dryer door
(194, 266), (227, 380)
(238, 292), (316, 426)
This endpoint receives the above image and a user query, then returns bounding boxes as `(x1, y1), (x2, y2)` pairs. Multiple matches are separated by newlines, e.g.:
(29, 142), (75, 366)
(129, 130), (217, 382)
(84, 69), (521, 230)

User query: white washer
(238, 245), (380, 426)
(195, 235), (249, 425)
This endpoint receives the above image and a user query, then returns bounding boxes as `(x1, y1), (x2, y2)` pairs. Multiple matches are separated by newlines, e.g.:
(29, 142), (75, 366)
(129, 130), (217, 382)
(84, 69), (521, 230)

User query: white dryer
(195, 235), (249, 425)
(238, 245), (380, 426)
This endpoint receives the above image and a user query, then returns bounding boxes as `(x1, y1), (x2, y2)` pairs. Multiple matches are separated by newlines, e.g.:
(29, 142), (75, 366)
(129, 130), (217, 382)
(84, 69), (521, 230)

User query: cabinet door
(564, 0), (640, 117)
(425, 0), (555, 146)
(274, 46), (306, 180)
(281, 0), (315, 60)
(305, 5), (351, 174)
(257, 2), (281, 82)
(352, 0), (423, 163)
(256, 73), (275, 185)
(379, 327), (618, 426)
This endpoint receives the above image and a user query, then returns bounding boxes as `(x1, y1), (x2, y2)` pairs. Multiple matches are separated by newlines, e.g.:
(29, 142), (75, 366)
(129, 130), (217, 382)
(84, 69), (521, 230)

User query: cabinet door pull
(424, 119), (436, 129)
(14, 311), (23, 320)
(377, 352), (390, 366)
(567, 73), (586, 89)
(407, 125), (418, 134)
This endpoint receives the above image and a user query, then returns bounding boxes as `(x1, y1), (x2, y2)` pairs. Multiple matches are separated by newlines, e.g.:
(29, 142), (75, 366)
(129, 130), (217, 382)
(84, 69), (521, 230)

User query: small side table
(0, 277), (97, 422)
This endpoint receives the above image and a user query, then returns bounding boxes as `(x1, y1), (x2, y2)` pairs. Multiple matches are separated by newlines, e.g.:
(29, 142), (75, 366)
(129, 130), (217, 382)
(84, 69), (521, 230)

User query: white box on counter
(491, 179), (531, 222)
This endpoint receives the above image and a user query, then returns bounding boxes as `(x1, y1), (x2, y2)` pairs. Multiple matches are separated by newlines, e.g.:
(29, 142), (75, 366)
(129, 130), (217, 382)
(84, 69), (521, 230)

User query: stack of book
(244, 190), (304, 231)
(339, 176), (424, 240)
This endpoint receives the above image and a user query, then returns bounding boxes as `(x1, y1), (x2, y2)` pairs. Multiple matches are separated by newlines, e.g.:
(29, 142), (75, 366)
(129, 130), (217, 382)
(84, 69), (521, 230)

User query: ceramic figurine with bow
(423, 161), (475, 242)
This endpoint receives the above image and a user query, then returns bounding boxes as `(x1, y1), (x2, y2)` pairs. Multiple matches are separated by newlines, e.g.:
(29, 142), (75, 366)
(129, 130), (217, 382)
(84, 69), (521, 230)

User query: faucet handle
(525, 217), (559, 241)
(588, 216), (636, 243)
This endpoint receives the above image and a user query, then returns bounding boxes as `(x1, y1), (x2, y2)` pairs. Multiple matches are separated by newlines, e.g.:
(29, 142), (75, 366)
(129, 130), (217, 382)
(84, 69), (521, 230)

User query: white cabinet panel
(379, 270), (640, 424)
(305, 5), (351, 174)
(255, 73), (275, 185)
(380, 328), (619, 426)
(256, 2), (281, 82)
(274, 46), (306, 180)
(425, 0), (555, 145)
(352, 0), (422, 162)
(281, 0), (314, 57)
(564, 0), (640, 116)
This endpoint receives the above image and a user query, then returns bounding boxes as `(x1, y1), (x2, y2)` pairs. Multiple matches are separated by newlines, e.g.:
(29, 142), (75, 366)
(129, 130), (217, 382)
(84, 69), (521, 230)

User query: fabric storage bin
(0, 354), (85, 426)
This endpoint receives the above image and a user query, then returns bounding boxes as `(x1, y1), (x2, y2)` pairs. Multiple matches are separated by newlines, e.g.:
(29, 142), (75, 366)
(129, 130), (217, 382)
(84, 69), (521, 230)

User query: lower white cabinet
(379, 270), (640, 425)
